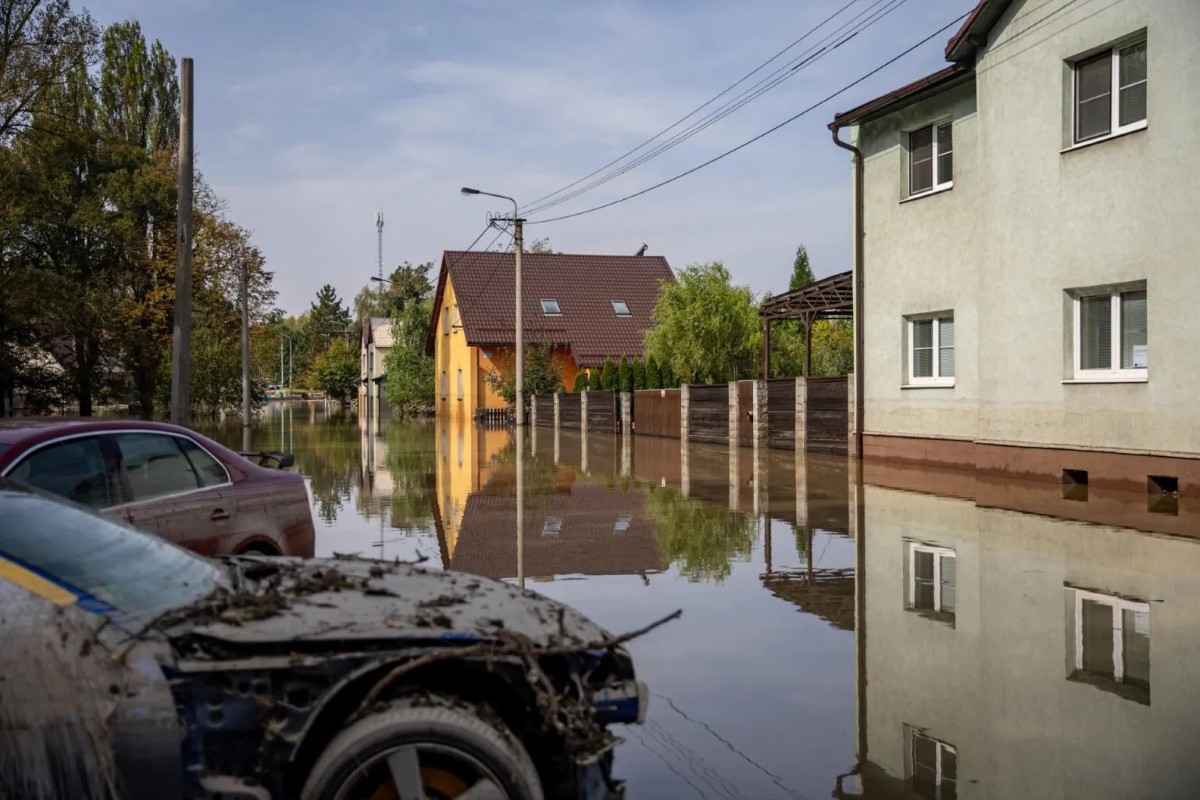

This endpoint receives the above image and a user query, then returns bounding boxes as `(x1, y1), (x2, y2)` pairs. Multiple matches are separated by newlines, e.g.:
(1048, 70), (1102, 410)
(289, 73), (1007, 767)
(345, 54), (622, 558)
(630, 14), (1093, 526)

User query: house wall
(863, 483), (1200, 798)
(853, 0), (1200, 461)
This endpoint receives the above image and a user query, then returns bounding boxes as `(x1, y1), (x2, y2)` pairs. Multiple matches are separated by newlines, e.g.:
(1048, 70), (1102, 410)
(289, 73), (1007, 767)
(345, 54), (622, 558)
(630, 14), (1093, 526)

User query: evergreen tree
(631, 358), (645, 390)
(618, 355), (631, 392)
(662, 363), (677, 388)
(646, 357), (661, 389)
(789, 244), (815, 290)
(572, 372), (588, 392)
(587, 367), (601, 391)
(306, 284), (352, 347)
(601, 356), (616, 390)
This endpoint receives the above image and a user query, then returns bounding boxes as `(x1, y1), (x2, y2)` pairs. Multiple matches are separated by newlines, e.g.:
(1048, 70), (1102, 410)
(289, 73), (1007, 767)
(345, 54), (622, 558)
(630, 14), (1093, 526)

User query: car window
(116, 433), (203, 502)
(0, 488), (224, 618)
(7, 437), (117, 509)
(178, 438), (229, 488)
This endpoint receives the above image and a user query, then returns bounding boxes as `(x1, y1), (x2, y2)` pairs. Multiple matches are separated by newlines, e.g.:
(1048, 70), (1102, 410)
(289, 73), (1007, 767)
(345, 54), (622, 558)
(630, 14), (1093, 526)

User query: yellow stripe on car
(0, 555), (76, 606)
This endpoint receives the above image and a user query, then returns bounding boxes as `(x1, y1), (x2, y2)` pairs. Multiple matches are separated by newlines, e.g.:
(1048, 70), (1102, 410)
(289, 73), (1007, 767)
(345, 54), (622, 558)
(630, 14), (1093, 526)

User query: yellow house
(427, 250), (674, 414)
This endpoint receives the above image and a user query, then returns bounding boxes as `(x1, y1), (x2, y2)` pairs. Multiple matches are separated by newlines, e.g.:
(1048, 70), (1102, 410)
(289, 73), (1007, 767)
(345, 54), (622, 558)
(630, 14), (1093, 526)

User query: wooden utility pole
(170, 58), (195, 426)
(241, 256), (251, 451)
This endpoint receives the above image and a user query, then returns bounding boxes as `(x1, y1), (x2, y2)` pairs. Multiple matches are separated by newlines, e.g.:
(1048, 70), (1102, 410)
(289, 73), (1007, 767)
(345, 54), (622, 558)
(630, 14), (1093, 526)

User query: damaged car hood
(160, 557), (613, 651)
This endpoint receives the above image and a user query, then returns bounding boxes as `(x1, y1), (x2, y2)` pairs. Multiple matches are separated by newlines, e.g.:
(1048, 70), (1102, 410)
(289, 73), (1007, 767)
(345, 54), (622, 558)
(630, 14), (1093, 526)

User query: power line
(521, 0), (907, 217)
(527, 9), (970, 226)
(518, 0), (865, 215)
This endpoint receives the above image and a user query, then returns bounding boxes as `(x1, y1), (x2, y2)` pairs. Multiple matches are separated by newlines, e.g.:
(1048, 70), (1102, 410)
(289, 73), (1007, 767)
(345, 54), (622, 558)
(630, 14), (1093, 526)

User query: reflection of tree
(645, 484), (757, 582)
(287, 412), (360, 523)
(365, 420), (436, 530)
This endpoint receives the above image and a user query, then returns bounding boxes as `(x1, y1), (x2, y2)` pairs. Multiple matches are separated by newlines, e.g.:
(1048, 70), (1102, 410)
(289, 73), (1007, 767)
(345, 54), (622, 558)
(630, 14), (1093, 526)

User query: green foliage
(600, 356), (615, 390)
(645, 484), (757, 582)
(305, 284), (352, 350)
(486, 343), (564, 408)
(645, 356), (661, 389)
(572, 372), (588, 393)
(587, 368), (600, 391)
(617, 355), (631, 393)
(631, 358), (645, 390)
(645, 262), (761, 385)
(354, 261), (434, 324)
(309, 337), (359, 402)
(383, 299), (436, 415)
(789, 244), (815, 291)
(662, 362), (676, 388)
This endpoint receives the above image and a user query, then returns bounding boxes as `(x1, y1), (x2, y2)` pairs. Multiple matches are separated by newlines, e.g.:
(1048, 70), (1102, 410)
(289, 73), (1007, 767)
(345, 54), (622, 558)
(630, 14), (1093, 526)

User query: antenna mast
(376, 212), (384, 279)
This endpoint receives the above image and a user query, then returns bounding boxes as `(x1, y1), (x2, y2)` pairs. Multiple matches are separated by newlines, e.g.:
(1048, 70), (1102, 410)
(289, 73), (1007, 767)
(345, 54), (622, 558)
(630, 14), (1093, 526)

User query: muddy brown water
(197, 402), (1200, 799)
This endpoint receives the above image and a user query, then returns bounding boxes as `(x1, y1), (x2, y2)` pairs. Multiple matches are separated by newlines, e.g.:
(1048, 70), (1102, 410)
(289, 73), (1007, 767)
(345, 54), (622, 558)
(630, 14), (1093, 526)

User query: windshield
(0, 488), (225, 618)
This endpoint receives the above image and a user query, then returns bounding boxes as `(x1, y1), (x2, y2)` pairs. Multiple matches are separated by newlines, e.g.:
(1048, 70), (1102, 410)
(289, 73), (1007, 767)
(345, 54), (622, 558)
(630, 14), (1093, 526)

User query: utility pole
(170, 57), (194, 426)
(513, 217), (524, 428)
(240, 256), (251, 451)
(376, 212), (384, 280)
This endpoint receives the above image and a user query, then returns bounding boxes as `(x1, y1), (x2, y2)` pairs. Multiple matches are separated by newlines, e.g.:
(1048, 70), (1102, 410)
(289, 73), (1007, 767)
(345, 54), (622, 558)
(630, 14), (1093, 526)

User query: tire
(302, 695), (544, 800)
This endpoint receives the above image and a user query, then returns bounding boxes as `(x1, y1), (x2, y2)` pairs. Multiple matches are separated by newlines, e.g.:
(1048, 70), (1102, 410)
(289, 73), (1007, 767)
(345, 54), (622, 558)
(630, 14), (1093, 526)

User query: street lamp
(370, 276), (393, 285)
(460, 187), (524, 428)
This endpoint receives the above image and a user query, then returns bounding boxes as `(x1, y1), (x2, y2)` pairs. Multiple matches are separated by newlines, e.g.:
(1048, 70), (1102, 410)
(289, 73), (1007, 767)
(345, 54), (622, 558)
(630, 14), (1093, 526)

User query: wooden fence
(559, 393), (581, 429)
(766, 378), (797, 451)
(585, 390), (618, 434)
(806, 377), (848, 455)
(688, 384), (728, 445)
(533, 395), (555, 427)
(633, 389), (681, 438)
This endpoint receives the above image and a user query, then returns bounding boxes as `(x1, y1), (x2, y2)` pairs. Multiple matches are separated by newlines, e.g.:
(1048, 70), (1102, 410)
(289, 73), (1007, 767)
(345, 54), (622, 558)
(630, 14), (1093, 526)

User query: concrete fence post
(580, 389), (589, 439)
(680, 384), (690, 442)
(553, 392), (561, 430)
(728, 442), (739, 511)
(846, 372), (856, 463)
(752, 380), (767, 445)
(620, 391), (632, 436)
(727, 381), (739, 448)
(795, 377), (807, 453)
(530, 396), (537, 428)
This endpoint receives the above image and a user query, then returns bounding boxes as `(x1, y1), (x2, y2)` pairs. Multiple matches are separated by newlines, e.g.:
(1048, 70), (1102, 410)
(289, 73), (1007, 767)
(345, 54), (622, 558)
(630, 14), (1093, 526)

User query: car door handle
(210, 508), (231, 521)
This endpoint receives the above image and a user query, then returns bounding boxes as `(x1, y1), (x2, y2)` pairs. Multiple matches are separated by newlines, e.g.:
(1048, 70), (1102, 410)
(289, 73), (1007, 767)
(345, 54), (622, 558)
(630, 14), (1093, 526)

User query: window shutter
(1079, 295), (1112, 369)
(1120, 290), (1147, 369)
(938, 317), (955, 378)
(939, 555), (956, 613)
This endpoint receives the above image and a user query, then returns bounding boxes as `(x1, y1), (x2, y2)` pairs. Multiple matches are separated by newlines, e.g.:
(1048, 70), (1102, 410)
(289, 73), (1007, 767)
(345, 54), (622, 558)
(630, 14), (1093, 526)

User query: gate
(633, 389), (681, 438)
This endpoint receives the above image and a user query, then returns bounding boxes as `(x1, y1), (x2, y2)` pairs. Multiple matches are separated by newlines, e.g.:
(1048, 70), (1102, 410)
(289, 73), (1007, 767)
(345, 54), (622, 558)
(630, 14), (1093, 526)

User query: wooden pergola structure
(760, 269), (853, 376)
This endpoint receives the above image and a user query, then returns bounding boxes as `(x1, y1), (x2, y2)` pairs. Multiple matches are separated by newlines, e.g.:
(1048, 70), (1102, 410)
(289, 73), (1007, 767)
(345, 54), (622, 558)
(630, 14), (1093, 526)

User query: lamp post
(462, 187), (525, 590)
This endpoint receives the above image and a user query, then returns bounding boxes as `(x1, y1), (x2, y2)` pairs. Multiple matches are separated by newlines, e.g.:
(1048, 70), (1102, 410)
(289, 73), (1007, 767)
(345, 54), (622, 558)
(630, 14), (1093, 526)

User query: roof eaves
(945, 0), (1015, 62)
(828, 63), (973, 130)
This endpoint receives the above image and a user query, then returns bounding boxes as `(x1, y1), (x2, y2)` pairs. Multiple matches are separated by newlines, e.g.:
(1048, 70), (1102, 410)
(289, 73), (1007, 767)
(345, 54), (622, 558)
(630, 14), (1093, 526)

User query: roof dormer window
(540, 299), (562, 316)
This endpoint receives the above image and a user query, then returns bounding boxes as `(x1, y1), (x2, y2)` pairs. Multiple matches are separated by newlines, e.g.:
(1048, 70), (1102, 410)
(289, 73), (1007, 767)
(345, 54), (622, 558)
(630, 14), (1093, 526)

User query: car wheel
(237, 542), (280, 556)
(302, 695), (544, 800)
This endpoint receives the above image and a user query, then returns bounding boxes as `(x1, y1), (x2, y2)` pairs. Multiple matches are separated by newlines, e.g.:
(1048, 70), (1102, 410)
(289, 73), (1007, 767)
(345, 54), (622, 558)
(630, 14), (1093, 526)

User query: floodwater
(199, 402), (1200, 799)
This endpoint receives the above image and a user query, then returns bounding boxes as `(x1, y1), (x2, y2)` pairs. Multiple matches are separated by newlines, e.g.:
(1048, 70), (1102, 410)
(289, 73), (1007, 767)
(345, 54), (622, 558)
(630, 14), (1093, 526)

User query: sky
(83, 0), (966, 315)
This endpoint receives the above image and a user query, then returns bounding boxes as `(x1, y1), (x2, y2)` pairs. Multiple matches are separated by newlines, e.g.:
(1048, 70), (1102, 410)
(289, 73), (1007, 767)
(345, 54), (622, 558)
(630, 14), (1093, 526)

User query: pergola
(760, 269), (853, 377)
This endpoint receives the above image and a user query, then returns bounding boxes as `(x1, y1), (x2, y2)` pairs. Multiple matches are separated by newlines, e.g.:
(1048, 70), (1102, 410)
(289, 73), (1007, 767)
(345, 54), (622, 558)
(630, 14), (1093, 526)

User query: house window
(907, 314), (954, 386)
(612, 300), (631, 316)
(442, 306), (450, 335)
(1074, 39), (1147, 143)
(613, 514), (632, 533)
(542, 516), (562, 536)
(1071, 284), (1146, 380)
(909, 122), (952, 196)
(1068, 587), (1150, 702)
(906, 728), (957, 800)
(907, 542), (956, 621)
(440, 371), (448, 400)
(540, 299), (562, 316)
(456, 369), (463, 400)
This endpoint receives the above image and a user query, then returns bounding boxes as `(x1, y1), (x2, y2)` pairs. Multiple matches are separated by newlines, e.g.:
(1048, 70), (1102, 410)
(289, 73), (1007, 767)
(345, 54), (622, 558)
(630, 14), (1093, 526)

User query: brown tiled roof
(429, 251), (674, 368)
(829, 63), (973, 129)
(447, 482), (662, 580)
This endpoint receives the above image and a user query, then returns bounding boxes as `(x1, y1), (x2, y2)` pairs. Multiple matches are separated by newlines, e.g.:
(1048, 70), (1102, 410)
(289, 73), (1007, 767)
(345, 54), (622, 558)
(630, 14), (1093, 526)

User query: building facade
(359, 317), (392, 415)
(833, 0), (1199, 490)
(427, 251), (674, 414)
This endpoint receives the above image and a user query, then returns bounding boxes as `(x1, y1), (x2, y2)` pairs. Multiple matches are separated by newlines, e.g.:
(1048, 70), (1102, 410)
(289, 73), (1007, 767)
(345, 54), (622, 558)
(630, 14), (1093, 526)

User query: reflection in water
(198, 405), (1200, 798)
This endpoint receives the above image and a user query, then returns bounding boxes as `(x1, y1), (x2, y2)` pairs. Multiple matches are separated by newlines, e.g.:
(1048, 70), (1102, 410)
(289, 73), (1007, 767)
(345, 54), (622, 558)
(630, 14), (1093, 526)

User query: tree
(309, 337), (358, 403)
(789, 244), (814, 291)
(572, 373), (587, 392)
(631, 357), (645, 390)
(662, 363), (676, 388)
(383, 299), (435, 415)
(645, 262), (761, 385)
(486, 342), (564, 408)
(305, 284), (352, 348)
(617, 355), (631, 393)
(587, 367), (600, 391)
(600, 356), (615, 390)
(645, 356), (661, 389)
(354, 261), (433, 324)
(646, 484), (757, 582)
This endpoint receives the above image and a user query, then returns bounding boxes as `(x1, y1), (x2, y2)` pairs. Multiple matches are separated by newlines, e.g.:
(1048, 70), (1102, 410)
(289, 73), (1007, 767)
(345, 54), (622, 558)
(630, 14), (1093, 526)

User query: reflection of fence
(806, 377), (848, 455)
(634, 389), (681, 438)
(531, 375), (848, 454)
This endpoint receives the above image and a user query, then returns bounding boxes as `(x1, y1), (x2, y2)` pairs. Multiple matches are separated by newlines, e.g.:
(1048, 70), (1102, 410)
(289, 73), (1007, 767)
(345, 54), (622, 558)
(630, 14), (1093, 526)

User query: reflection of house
(427, 251), (674, 412)
(851, 479), (1200, 798)
(359, 317), (392, 414)
(831, 0), (1200, 486)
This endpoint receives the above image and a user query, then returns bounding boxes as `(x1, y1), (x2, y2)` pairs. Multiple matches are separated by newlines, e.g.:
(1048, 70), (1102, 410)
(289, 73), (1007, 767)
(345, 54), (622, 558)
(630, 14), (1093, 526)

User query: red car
(0, 419), (315, 558)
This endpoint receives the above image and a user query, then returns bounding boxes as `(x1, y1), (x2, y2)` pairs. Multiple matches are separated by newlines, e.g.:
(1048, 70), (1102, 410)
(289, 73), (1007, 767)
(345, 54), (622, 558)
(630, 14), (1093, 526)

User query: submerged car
(0, 419), (314, 557)
(0, 482), (647, 800)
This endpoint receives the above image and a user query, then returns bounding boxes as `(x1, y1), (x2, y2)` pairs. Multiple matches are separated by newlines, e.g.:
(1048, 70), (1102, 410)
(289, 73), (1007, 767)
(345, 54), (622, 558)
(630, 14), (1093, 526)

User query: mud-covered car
(0, 481), (652, 800)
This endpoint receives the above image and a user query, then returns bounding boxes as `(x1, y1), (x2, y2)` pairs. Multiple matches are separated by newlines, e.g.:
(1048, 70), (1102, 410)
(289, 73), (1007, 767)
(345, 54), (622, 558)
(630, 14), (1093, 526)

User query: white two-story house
(831, 0), (1199, 495)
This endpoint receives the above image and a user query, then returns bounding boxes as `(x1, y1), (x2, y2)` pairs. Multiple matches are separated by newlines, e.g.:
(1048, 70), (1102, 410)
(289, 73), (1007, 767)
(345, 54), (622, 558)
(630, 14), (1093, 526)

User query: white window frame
(540, 298), (562, 316)
(908, 542), (956, 613)
(907, 121), (953, 197)
(907, 728), (957, 797)
(1070, 284), (1147, 382)
(1071, 587), (1149, 685)
(1072, 38), (1147, 145)
(906, 314), (954, 387)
